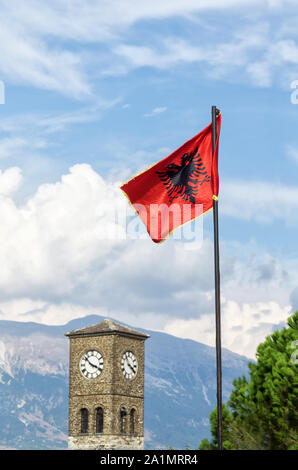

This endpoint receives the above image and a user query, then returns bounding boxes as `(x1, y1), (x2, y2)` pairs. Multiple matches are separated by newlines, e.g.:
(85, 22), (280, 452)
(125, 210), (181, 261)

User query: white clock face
(121, 351), (138, 380)
(79, 350), (104, 379)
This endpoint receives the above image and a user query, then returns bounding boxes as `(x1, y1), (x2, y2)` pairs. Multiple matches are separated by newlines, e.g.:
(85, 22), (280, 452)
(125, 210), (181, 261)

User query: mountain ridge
(0, 314), (250, 449)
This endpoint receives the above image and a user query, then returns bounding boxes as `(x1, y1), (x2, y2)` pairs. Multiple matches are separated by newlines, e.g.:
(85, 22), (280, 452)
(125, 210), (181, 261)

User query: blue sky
(0, 0), (298, 358)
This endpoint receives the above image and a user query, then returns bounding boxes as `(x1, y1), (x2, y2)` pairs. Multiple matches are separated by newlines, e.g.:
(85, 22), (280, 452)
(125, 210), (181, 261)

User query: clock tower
(65, 318), (149, 450)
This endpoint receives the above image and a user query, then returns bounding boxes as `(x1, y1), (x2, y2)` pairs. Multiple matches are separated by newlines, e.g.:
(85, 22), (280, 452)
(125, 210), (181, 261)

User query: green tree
(199, 311), (298, 450)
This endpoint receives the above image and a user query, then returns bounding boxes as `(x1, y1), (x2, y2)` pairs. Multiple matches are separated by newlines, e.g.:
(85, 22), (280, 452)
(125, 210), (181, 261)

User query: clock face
(79, 350), (104, 379)
(121, 351), (138, 380)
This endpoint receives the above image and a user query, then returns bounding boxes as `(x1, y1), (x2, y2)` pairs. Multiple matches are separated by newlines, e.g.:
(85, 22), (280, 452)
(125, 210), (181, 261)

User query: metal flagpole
(211, 105), (223, 450)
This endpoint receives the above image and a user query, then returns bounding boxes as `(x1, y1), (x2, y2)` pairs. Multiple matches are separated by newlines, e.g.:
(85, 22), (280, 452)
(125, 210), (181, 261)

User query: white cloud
(0, 164), (126, 299)
(114, 41), (204, 70)
(114, 32), (264, 80)
(112, 17), (298, 88)
(0, 20), (90, 98)
(0, 167), (23, 195)
(0, 298), (107, 327)
(164, 300), (291, 359)
(246, 61), (272, 87)
(0, 165), (295, 359)
(0, 105), (116, 188)
(144, 106), (167, 117)
(0, 106), (115, 137)
(0, 0), (297, 95)
(1, 0), (284, 43)
(221, 179), (298, 224)
(0, 138), (30, 160)
(0, 1), (296, 362)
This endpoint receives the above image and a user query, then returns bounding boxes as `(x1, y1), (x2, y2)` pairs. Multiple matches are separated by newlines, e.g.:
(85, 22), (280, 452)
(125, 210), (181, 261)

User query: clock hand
(125, 361), (133, 373)
(85, 356), (99, 370)
(126, 360), (136, 374)
(127, 357), (133, 367)
(127, 358), (136, 372)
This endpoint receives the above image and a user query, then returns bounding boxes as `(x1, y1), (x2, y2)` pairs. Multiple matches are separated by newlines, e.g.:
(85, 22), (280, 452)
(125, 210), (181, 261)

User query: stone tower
(65, 318), (150, 450)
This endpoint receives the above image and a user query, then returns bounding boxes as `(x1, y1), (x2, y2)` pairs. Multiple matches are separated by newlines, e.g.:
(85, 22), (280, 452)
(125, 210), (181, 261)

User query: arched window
(130, 408), (136, 436)
(96, 407), (103, 434)
(80, 408), (88, 434)
(120, 407), (127, 435)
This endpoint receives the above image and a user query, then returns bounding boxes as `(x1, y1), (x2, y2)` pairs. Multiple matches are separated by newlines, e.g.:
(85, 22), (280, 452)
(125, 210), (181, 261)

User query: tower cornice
(65, 318), (150, 341)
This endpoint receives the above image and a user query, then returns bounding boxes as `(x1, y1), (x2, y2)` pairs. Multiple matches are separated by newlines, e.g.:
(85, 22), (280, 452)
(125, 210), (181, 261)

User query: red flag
(121, 114), (221, 243)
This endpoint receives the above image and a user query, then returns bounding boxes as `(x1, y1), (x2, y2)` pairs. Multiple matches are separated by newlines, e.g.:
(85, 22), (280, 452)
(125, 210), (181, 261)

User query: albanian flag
(121, 114), (221, 243)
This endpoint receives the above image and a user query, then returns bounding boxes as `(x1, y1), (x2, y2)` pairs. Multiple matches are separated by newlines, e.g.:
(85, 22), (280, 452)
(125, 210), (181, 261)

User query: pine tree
(199, 311), (298, 450)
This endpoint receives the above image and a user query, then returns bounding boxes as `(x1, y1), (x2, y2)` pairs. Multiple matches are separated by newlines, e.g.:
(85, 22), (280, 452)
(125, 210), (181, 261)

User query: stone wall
(68, 435), (144, 450)
(69, 394), (144, 436)
(67, 331), (146, 449)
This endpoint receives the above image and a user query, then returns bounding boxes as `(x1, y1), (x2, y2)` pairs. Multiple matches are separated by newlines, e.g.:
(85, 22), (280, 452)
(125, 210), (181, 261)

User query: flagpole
(212, 105), (223, 450)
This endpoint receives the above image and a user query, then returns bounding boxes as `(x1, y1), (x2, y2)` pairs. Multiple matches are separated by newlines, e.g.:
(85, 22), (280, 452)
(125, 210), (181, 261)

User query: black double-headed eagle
(156, 146), (210, 204)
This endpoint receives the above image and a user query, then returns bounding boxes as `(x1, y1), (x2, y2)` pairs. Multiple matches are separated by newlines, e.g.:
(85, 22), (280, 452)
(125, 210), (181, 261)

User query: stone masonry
(65, 319), (149, 450)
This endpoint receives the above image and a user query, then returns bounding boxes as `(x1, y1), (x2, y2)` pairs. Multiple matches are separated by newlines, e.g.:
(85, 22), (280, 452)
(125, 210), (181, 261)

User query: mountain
(0, 315), (250, 450)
